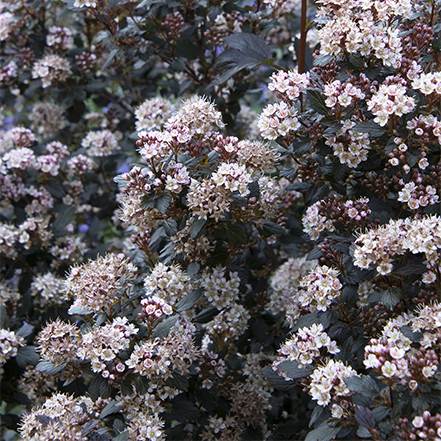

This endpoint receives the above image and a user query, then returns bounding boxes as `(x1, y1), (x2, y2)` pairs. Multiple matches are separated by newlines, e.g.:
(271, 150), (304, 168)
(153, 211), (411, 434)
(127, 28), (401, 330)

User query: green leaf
(100, 400), (122, 419)
(305, 422), (340, 441)
(151, 315), (178, 338)
(16, 346), (39, 368)
(277, 360), (313, 379)
(352, 121), (385, 138)
(176, 288), (203, 312)
(344, 375), (381, 398)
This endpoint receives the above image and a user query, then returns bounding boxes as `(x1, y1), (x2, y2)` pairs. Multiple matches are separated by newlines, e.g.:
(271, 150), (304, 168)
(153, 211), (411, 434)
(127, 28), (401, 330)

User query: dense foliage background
(1, 0), (441, 440)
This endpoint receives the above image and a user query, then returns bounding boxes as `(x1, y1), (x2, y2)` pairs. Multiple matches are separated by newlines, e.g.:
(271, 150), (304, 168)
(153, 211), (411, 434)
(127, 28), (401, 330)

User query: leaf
(156, 193), (171, 213)
(262, 221), (285, 235)
(372, 406), (390, 423)
(52, 206), (76, 237)
(276, 360), (313, 379)
(214, 33), (273, 85)
(186, 262), (200, 278)
(344, 375), (381, 398)
(352, 121), (385, 138)
(194, 306), (219, 324)
(313, 54), (335, 67)
(0, 305), (7, 328)
(151, 315), (178, 338)
(149, 226), (166, 248)
(248, 180), (260, 199)
(68, 306), (94, 315)
(101, 48), (119, 71)
(355, 406), (376, 429)
(307, 90), (329, 115)
(232, 194), (248, 207)
(113, 432), (129, 441)
(380, 287), (402, 309)
(36, 361), (66, 375)
(263, 366), (296, 391)
(400, 325), (423, 342)
(305, 423), (340, 441)
(163, 218), (177, 236)
(16, 322), (34, 339)
(16, 346), (39, 367)
(190, 217), (206, 239)
(89, 376), (112, 401)
(100, 401), (122, 419)
(166, 372), (189, 392)
(168, 399), (199, 422)
(176, 288), (203, 312)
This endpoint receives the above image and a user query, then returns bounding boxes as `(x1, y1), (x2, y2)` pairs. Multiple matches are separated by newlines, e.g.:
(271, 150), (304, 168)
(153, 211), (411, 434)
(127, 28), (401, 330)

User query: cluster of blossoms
(235, 140), (280, 174)
(144, 263), (190, 306)
(28, 102), (66, 138)
(201, 267), (240, 309)
(204, 303), (250, 343)
(31, 54), (72, 88)
(30, 272), (66, 306)
(411, 303), (441, 350)
(412, 72), (441, 97)
(396, 411), (441, 441)
(366, 78), (416, 127)
(0, 328), (24, 364)
(323, 79), (366, 109)
(138, 296), (173, 329)
(125, 321), (197, 379)
(308, 359), (358, 407)
(0, 60), (17, 84)
(269, 257), (316, 315)
(353, 215), (441, 276)
(78, 317), (138, 375)
(302, 196), (371, 240)
(0, 11), (14, 41)
(19, 394), (106, 441)
(267, 69), (310, 103)
(49, 235), (88, 268)
(257, 101), (300, 141)
(166, 96), (225, 136)
(316, 0), (411, 67)
(81, 129), (121, 156)
(407, 114), (441, 146)
(65, 253), (137, 313)
(2, 147), (36, 171)
(273, 323), (339, 370)
(46, 26), (74, 51)
(286, 265), (342, 326)
(67, 154), (96, 175)
(397, 180), (438, 210)
(134, 97), (176, 132)
(37, 318), (79, 366)
(325, 119), (371, 167)
(186, 162), (252, 221)
(18, 366), (57, 405)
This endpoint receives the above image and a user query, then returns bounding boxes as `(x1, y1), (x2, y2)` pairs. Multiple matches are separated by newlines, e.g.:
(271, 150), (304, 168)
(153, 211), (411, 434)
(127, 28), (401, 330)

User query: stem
(298, 0), (307, 74)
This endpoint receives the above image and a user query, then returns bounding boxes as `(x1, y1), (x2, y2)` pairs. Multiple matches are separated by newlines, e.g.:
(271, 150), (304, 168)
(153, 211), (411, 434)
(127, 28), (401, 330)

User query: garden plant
(0, 0), (441, 440)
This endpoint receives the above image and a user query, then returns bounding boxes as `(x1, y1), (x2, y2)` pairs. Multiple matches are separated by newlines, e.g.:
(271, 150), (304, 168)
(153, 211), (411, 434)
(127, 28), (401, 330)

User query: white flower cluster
(32, 54), (72, 88)
(267, 69), (310, 103)
(0, 329), (24, 364)
(165, 162), (190, 194)
(317, 0), (409, 67)
(366, 80), (415, 127)
(67, 154), (96, 176)
(30, 273), (66, 306)
(411, 303), (441, 349)
(236, 140), (280, 175)
(274, 323), (339, 370)
(137, 130), (177, 161)
(65, 253), (137, 314)
(309, 359), (358, 406)
(407, 114), (441, 145)
(2, 147), (36, 170)
(302, 200), (335, 240)
(0, 60), (17, 83)
(0, 11), (14, 41)
(81, 129), (121, 156)
(46, 26), (74, 51)
(135, 97), (176, 132)
(201, 267), (240, 309)
(78, 317), (138, 374)
(269, 257), (316, 315)
(324, 80), (366, 108)
(166, 95), (225, 136)
(204, 302), (251, 342)
(0, 282), (19, 306)
(19, 393), (102, 441)
(144, 262), (190, 306)
(263, 0), (301, 17)
(187, 162), (252, 221)
(411, 72), (441, 96)
(353, 215), (441, 276)
(286, 266), (342, 327)
(29, 102), (66, 138)
(397, 181), (438, 210)
(258, 102), (300, 140)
